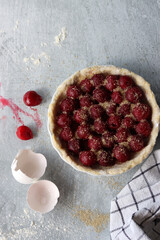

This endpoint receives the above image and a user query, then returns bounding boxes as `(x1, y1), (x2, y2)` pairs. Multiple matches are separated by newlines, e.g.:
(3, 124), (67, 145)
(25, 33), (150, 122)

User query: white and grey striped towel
(110, 150), (160, 240)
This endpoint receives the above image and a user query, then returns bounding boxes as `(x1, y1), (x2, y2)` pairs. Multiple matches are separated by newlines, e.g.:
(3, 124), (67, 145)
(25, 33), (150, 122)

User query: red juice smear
(0, 96), (42, 128)
(30, 107), (42, 128)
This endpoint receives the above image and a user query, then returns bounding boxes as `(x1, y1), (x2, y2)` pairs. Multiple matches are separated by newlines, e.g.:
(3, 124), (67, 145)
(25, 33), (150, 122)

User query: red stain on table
(0, 96), (42, 128)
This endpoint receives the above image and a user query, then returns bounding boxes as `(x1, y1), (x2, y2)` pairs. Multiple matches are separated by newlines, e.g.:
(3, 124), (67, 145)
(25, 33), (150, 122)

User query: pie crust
(48, 66), (160, 175)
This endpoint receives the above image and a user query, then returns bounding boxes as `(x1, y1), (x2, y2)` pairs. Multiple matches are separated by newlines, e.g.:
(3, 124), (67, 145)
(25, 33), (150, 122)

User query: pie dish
(48, 66), (160, 175)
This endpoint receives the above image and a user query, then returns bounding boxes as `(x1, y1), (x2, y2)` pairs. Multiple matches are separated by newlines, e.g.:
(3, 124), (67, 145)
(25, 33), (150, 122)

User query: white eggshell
(27, 180), (60, 213)
(11, 149), (47, 184)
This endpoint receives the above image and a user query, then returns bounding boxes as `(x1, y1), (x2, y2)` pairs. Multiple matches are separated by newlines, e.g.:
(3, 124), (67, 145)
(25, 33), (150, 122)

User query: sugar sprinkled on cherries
(105, 75), (118, 91)
(126, 86), (143, 103)
(57, 113), (71, 127)
(102, 131), (114, 148)
(88, 136), (102, 150)
(79, 151), (96, 166)
(108, 115), (122, 129)
(119, 76), (133, 89)
(122, 117), (135, 129)
(90, 105), (103, 119)
(136, 120), (151, 137)
(129, 135), (145, 152)
(118, 104), (130, 116)
(74, 109), (89, 123)
(67, 85), (80, 98)
(80, 95), (92, 107)
(116, 128), (129, 143)
(111, 91), (123, 104)
(94, 118), (106, 134)
(60, 127), (73, 141)
(132, 103), (151, 121)
(113, 145), (129, 162)
(92, 74), (105, 87)
(80, 78), (93, 93)
(76, 124), (90, 139)
(98, 151), (115, 166)
(60, 97), (75, 112)
(93, 87), (108, 103)
(68, 138), (80, 153)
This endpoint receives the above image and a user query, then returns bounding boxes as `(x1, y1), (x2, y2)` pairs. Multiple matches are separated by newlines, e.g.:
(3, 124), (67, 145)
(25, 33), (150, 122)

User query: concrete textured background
(0, 0), (160, 239)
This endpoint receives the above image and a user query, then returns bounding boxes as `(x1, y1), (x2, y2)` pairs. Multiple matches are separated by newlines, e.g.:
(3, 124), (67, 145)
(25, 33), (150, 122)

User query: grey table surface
(0, 0), (160, 240)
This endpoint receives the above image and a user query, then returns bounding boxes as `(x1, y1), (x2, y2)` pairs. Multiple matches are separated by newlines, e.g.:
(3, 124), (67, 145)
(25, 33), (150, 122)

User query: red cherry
(79, 151), (97, 166)
(74, 109), (88, 123)
(106, 103), (117, 115)
(132, 103), (151, 121)
(68, 138), (80, 153)
(126, 86), (143, 103)
(76, 124), (90, 139)
(60, 127), (73, 141)
(60, 98), (75, 112)
(23, 91), (42, 106)
(67, 85), (80, 98)
(113, 145), (129, 162)
(94, 118), (106, 134)
(93, 87), (108, 103)
(92, 74), (105, 87)
(88, 136), (102, 150)
(118, 104), (130, 116)
(90, 105), (104, 119)
(119, 76), (133, 89)
(122, 117), (135, 128)
(116, 128), (129, 143)
(16, 125), (33, 140)
(98, 151), (115, 166)
(111, 91), (123, 104)
(105, 75), (118, 91)
(129, 135), (145, 152)
(80, 95), (92, 107)
(102, 131), (114, 148)
(57, 113), (70, 127)
(108, 115), (122, 129)
(80, 78), (93, 92)
(136, 120), (151, 137)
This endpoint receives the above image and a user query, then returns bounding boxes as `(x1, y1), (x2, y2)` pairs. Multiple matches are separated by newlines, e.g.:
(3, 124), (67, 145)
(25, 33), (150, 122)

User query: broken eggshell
(27, 180), (60, 213)
(11, 149), (47, 184)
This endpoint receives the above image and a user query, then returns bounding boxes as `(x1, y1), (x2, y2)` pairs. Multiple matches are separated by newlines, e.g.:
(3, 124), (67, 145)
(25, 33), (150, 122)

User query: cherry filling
(56, 73), (152, 167)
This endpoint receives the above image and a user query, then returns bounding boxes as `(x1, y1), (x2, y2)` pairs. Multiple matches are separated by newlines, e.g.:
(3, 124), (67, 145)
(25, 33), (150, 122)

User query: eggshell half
(11, 149), (47, 184)
(27, 180), (60, 213)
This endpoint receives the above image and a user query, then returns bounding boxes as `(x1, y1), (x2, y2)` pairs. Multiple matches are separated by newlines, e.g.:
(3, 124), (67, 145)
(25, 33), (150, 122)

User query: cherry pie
(48, 66), (160, 175)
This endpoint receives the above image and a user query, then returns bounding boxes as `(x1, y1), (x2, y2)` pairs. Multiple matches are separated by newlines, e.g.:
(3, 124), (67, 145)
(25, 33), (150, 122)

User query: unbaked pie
(48, 66), (160, 175)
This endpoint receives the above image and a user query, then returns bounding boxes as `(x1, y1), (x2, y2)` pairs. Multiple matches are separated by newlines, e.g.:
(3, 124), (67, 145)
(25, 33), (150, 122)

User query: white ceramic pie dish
(48, 65), (160, 176)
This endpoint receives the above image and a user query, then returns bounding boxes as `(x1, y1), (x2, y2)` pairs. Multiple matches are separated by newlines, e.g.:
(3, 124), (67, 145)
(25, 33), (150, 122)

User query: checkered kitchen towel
(110, 150), (160, 240)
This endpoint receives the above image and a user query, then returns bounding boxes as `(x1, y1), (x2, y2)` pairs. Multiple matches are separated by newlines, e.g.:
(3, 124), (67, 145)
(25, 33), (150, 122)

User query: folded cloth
(110, 150), (160, 240)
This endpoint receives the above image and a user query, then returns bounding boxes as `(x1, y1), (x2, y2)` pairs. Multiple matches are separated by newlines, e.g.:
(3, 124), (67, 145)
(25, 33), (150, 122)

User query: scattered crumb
(23, 52), (50, 67)
(13, 20), (19, 31)
(41, 42), (47, 47)
(40, 52), (50, 61)
(97, 177), (124, 190)
(54, 27), (67, 47)
(73, 205), (109, 233)
(30, 221), (35, 226)
(23, 57), (29, 63)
